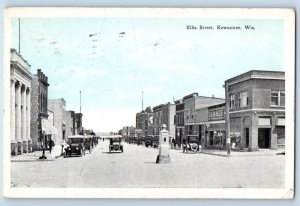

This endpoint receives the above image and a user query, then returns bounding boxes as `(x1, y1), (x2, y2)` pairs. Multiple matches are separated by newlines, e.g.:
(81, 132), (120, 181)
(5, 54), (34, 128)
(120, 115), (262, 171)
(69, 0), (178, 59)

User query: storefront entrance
(245, 128), (249, 148)
(258, 128), (271, 149)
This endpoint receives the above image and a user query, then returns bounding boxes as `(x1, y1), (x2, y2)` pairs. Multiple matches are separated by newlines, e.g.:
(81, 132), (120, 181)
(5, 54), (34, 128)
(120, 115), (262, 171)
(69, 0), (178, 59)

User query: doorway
(245, 128), (249, 148)
(258, 128), (271, 148)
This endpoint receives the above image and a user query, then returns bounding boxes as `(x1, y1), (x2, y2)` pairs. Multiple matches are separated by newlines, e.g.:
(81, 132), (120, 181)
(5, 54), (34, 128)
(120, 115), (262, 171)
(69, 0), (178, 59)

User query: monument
(156, 124), (171, 164)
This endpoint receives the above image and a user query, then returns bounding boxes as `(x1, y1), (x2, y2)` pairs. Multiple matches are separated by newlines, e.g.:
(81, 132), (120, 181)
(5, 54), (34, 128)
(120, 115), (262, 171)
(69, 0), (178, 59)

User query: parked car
(185, 135), (201, 153)
(64, 135), (85, 157)
(84, 135), (93, 153)
(153, 135), (159, 148)
(109, 135), (124, 153)
(145, 135), (154, 147)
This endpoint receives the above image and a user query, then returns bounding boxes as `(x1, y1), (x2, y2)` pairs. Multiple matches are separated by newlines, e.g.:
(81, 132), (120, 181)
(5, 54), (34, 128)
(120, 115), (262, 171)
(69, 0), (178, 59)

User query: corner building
(225, 70), (285, 151)
(10, 49), (33, 155)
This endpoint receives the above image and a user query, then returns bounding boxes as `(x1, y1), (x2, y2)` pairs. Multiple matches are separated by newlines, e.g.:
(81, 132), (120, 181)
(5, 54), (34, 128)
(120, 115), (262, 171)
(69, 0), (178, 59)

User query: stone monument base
(156, 155), (171, 164)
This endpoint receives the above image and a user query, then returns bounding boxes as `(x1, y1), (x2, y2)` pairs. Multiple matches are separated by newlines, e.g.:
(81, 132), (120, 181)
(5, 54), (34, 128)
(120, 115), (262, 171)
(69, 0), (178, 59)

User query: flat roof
(225, 70), (285, 86)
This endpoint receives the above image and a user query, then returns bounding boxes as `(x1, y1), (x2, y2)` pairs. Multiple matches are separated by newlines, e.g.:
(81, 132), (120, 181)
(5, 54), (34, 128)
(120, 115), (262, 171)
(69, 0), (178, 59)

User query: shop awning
(41, 119), (58, 135)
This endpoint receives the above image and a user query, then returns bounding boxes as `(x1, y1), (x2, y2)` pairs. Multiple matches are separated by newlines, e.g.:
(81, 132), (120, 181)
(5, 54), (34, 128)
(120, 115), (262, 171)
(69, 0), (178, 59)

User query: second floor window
(271, 91), (285, 106)
(239, 91), (249, 107)
(229, 94), (235, 109)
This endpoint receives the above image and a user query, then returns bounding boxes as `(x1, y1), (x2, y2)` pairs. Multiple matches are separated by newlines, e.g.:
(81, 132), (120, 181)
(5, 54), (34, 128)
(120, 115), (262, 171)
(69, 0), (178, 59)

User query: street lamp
(39, 131), (47, 159)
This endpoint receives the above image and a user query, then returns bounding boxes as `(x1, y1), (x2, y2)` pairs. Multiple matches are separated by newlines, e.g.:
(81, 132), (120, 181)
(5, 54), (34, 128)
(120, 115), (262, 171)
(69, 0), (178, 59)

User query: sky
(10, 16), (284, 132)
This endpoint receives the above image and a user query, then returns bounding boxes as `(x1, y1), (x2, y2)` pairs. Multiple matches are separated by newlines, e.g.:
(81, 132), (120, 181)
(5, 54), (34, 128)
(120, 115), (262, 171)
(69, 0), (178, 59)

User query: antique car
(64, 135), (85, 157)
(185, 135), (201, 153)
(84, 135), (93, 153)
(109, 135), (124, 153)
(153, 135), (160, 148)
(145, 135), (154, 147)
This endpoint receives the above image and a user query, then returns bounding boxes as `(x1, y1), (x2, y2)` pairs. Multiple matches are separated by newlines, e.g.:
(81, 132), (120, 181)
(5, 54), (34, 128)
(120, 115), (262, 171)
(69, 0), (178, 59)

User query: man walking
(48, 137), (55, 154)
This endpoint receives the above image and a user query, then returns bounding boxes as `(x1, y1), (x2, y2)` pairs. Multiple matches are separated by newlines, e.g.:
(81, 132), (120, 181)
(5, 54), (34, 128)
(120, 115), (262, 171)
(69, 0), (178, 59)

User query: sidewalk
(11, 145), (63, 162)
(201, 148), (285, 157)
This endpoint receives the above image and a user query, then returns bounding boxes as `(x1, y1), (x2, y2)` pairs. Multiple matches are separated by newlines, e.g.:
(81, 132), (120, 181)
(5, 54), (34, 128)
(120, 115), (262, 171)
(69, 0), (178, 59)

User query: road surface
(11, 140), (285, 188)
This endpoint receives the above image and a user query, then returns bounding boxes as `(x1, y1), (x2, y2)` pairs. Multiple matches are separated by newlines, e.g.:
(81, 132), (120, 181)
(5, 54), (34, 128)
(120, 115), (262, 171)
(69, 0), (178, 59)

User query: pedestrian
(48, 137), (55, 154)
(183, 138), (187, 153)
(172, 138), (176, 149)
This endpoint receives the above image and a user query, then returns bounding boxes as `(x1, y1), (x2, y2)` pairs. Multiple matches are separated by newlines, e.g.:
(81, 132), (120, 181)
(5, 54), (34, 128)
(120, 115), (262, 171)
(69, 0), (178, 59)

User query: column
(16, 82), (23, 154)
(249, 111), (258, 151)
(22, 85), (28, 153)
(271, 115), (278, 150)
(10, 79), (17, 155)
(27, 89), (32, 152)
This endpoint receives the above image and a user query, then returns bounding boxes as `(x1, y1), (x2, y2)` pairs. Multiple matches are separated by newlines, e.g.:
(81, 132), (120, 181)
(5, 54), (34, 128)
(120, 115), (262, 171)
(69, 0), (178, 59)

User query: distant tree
(145, 106), (152, 113)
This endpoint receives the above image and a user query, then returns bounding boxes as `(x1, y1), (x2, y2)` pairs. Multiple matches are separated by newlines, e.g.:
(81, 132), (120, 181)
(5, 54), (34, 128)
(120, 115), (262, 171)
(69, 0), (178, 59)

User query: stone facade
(225, 70), (285, 151)
(48, 99), (67, 145)
(30, 69), (49, 151)
(10, 49), (33, 155)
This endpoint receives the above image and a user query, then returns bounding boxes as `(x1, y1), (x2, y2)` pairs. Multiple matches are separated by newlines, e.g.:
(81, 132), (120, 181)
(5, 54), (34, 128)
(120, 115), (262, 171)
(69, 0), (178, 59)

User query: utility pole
(18, 18), (21, 54)
(225, 81), (231, 156)
(142, 91), (144, 111)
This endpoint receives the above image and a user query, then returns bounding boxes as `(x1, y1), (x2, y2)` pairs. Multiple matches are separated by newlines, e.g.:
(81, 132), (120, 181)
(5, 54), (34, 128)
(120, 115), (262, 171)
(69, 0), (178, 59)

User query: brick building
(153, 102), (175, 139)
(75, 113), (83, 134)
(179, 93), (225, 148)
(30, 69), (51, 151)
(136, 107), (154, 137)
(225, 70), (285, 151)
(64, 110), (76, 138)
(10, 49), (33, 155)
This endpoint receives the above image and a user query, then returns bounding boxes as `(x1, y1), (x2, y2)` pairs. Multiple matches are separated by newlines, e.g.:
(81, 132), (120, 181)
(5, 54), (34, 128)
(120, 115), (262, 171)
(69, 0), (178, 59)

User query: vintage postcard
(3, 8), (295, 198)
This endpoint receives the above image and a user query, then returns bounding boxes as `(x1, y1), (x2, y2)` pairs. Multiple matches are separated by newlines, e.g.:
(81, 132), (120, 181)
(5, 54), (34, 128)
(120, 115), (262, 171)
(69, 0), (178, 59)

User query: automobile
(64, 135), (85, 157)
(185, 135), (201, 153)
(145, 135), (154, 147)
(84, 135), (93, 153)
(153, 135), (159, 148)
(109, 135), (124, 153)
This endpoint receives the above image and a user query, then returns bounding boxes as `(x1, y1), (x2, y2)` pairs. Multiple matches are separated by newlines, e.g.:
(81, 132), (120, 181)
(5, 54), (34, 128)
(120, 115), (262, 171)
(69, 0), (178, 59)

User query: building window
(271, 91), (285, 106)
(239, 91), (248, 108)
(229, 94), (235, 109)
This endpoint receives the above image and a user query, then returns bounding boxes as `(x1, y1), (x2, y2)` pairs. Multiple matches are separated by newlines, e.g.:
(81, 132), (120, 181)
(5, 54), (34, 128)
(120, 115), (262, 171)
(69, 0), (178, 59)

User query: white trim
(185, 120), (225, 126)
(229, 108), (285, 114)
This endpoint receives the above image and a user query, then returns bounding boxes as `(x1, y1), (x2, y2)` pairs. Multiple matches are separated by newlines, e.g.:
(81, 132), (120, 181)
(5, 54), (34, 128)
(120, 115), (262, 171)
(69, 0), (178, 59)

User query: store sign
(258, 117), (271, 126)
(208, 107), (225, 120)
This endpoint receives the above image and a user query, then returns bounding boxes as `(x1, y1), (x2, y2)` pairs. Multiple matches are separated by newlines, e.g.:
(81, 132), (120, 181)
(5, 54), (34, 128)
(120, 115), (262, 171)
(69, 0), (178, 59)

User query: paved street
(11, 140), (285, 188)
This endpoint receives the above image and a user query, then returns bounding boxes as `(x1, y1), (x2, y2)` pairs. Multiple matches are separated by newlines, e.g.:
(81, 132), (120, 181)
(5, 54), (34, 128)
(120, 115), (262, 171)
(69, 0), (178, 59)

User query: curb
(201, 151), (281, 157)
(11, 154), (63, 162)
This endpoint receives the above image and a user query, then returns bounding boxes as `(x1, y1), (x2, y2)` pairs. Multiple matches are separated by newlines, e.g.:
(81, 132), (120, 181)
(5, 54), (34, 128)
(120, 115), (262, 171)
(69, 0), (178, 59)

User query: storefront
(205, 104), (226, 149)
(41, 118), (58, 150)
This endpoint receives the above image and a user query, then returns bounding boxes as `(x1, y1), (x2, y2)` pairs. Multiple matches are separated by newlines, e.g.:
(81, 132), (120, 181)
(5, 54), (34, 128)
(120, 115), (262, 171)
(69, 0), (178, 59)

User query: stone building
(153, 102), (175, 139)
(30, 69), (50, 151)
(10, 49), (32, 155)
(48, 98), (67, 144)
(225, 70), (285, 151)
